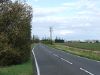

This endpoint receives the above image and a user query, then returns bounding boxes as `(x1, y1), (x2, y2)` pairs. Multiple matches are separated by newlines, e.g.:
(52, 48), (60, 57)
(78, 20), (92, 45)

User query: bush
(0, 1), (32, 66)
(0, 50), (22, 66)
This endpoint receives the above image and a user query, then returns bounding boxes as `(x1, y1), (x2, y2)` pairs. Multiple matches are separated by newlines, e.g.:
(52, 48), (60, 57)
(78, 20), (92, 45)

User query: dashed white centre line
(53, 54), (73, 64)
(60, 58), (73, 64)
(80, 68), (94, 75)
(53, 54), (59, 57)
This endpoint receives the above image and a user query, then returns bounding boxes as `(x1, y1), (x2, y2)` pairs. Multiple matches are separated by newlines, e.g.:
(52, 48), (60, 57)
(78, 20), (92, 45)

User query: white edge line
(77, 55), (100, 63)
(80, 68), (94, 75)
(64, 50), (100, 63)
(97, 61), (100, 62)
(60, 58), (73, 64)
(52, 47), (100, 63)
(32, 48), (40, 75)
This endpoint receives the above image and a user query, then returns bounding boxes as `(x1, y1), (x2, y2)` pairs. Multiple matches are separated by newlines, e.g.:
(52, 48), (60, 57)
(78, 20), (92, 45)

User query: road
(32, 43), (100, 75)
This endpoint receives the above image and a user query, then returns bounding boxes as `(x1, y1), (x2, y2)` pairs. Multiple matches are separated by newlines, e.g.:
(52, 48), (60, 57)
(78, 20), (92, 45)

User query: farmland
(49, 42), (100, 61)
(64, 42), (100, 51)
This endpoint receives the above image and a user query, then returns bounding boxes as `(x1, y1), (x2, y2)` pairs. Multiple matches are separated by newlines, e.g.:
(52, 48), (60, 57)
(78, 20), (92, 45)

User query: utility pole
(50, 27), (53, 45)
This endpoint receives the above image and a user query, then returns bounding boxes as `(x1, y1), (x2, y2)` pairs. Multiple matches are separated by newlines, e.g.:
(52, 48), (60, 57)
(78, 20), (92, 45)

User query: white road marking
(60, 58), (73, 64)
(64, 51), (100, 63)
(97, 61), (100, 63)
(53, 53), (73, 64)
(80, 68), (94, 75)
(53, 54), (73, 64)
(53, 47), (100, 63)
(53, 54), (59, 57)
(32, 48), (40, 75)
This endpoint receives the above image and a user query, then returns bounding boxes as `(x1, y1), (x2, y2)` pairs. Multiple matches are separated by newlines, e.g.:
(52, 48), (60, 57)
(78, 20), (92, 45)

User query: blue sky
(26, 0), (100, 40)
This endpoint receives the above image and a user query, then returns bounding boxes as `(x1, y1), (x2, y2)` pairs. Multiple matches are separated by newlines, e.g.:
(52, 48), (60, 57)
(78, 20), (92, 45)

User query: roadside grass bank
(48, 43), (100, 61)
(64, 42), (100, 51)
(0, 59), (33, 75)
(0, 44), (35, 75)
(31, 44), (35, 49)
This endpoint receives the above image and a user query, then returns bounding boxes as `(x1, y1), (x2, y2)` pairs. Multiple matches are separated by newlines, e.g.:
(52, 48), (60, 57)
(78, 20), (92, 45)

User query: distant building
(66, 40), (81, 43)
(85, 40), (99, 43)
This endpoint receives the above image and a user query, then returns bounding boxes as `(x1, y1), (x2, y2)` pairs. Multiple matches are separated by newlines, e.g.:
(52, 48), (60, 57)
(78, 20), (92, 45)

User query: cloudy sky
(26, 0), (100, 40)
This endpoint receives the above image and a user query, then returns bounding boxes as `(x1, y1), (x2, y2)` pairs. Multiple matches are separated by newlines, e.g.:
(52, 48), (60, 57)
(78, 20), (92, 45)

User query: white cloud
(33, 7), (66, 17)
(34, 0), (38, 2)
(58, 30), (74, 35)
(63, 2), (77, 7)
(32, 13), (100, 38)
(31, 0), (100, 40)
(63, 0), (100, 13)
(33, 0), (100, 18)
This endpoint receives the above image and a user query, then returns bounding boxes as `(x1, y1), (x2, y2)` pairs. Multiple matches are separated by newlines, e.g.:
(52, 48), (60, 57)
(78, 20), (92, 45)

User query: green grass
(31, 44), (35, 49)
(0, 59), (33, 75)
(64, 42), (100, 51)
(0, 44), (35, 75)
(49, 43), (100, 61)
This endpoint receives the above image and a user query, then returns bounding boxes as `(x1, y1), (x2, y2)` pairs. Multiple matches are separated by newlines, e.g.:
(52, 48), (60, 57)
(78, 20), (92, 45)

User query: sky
(26, 0), (100, 40)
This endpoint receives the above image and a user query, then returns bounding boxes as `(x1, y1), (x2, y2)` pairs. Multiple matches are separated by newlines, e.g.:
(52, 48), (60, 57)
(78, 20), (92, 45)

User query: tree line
(32, 36), (65, 44)
(0, 0), (32, 66)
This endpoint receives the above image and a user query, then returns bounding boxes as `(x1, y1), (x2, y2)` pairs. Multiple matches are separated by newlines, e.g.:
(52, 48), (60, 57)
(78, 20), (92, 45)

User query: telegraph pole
(50, 27), (53, 45)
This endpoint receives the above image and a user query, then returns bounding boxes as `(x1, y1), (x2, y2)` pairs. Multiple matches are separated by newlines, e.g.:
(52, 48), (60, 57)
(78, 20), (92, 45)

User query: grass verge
(0, 44), (35, 75)
(0, 59), (33, 75)
(49, 44), (100, 61)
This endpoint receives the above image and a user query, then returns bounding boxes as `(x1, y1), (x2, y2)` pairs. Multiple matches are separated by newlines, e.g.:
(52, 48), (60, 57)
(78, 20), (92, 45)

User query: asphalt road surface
(32, 43), (100, 75)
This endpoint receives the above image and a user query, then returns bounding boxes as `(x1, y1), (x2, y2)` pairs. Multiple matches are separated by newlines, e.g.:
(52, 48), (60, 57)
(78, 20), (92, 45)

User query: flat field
(50, 43), (100, 61)
(64, 42), (100, 51)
